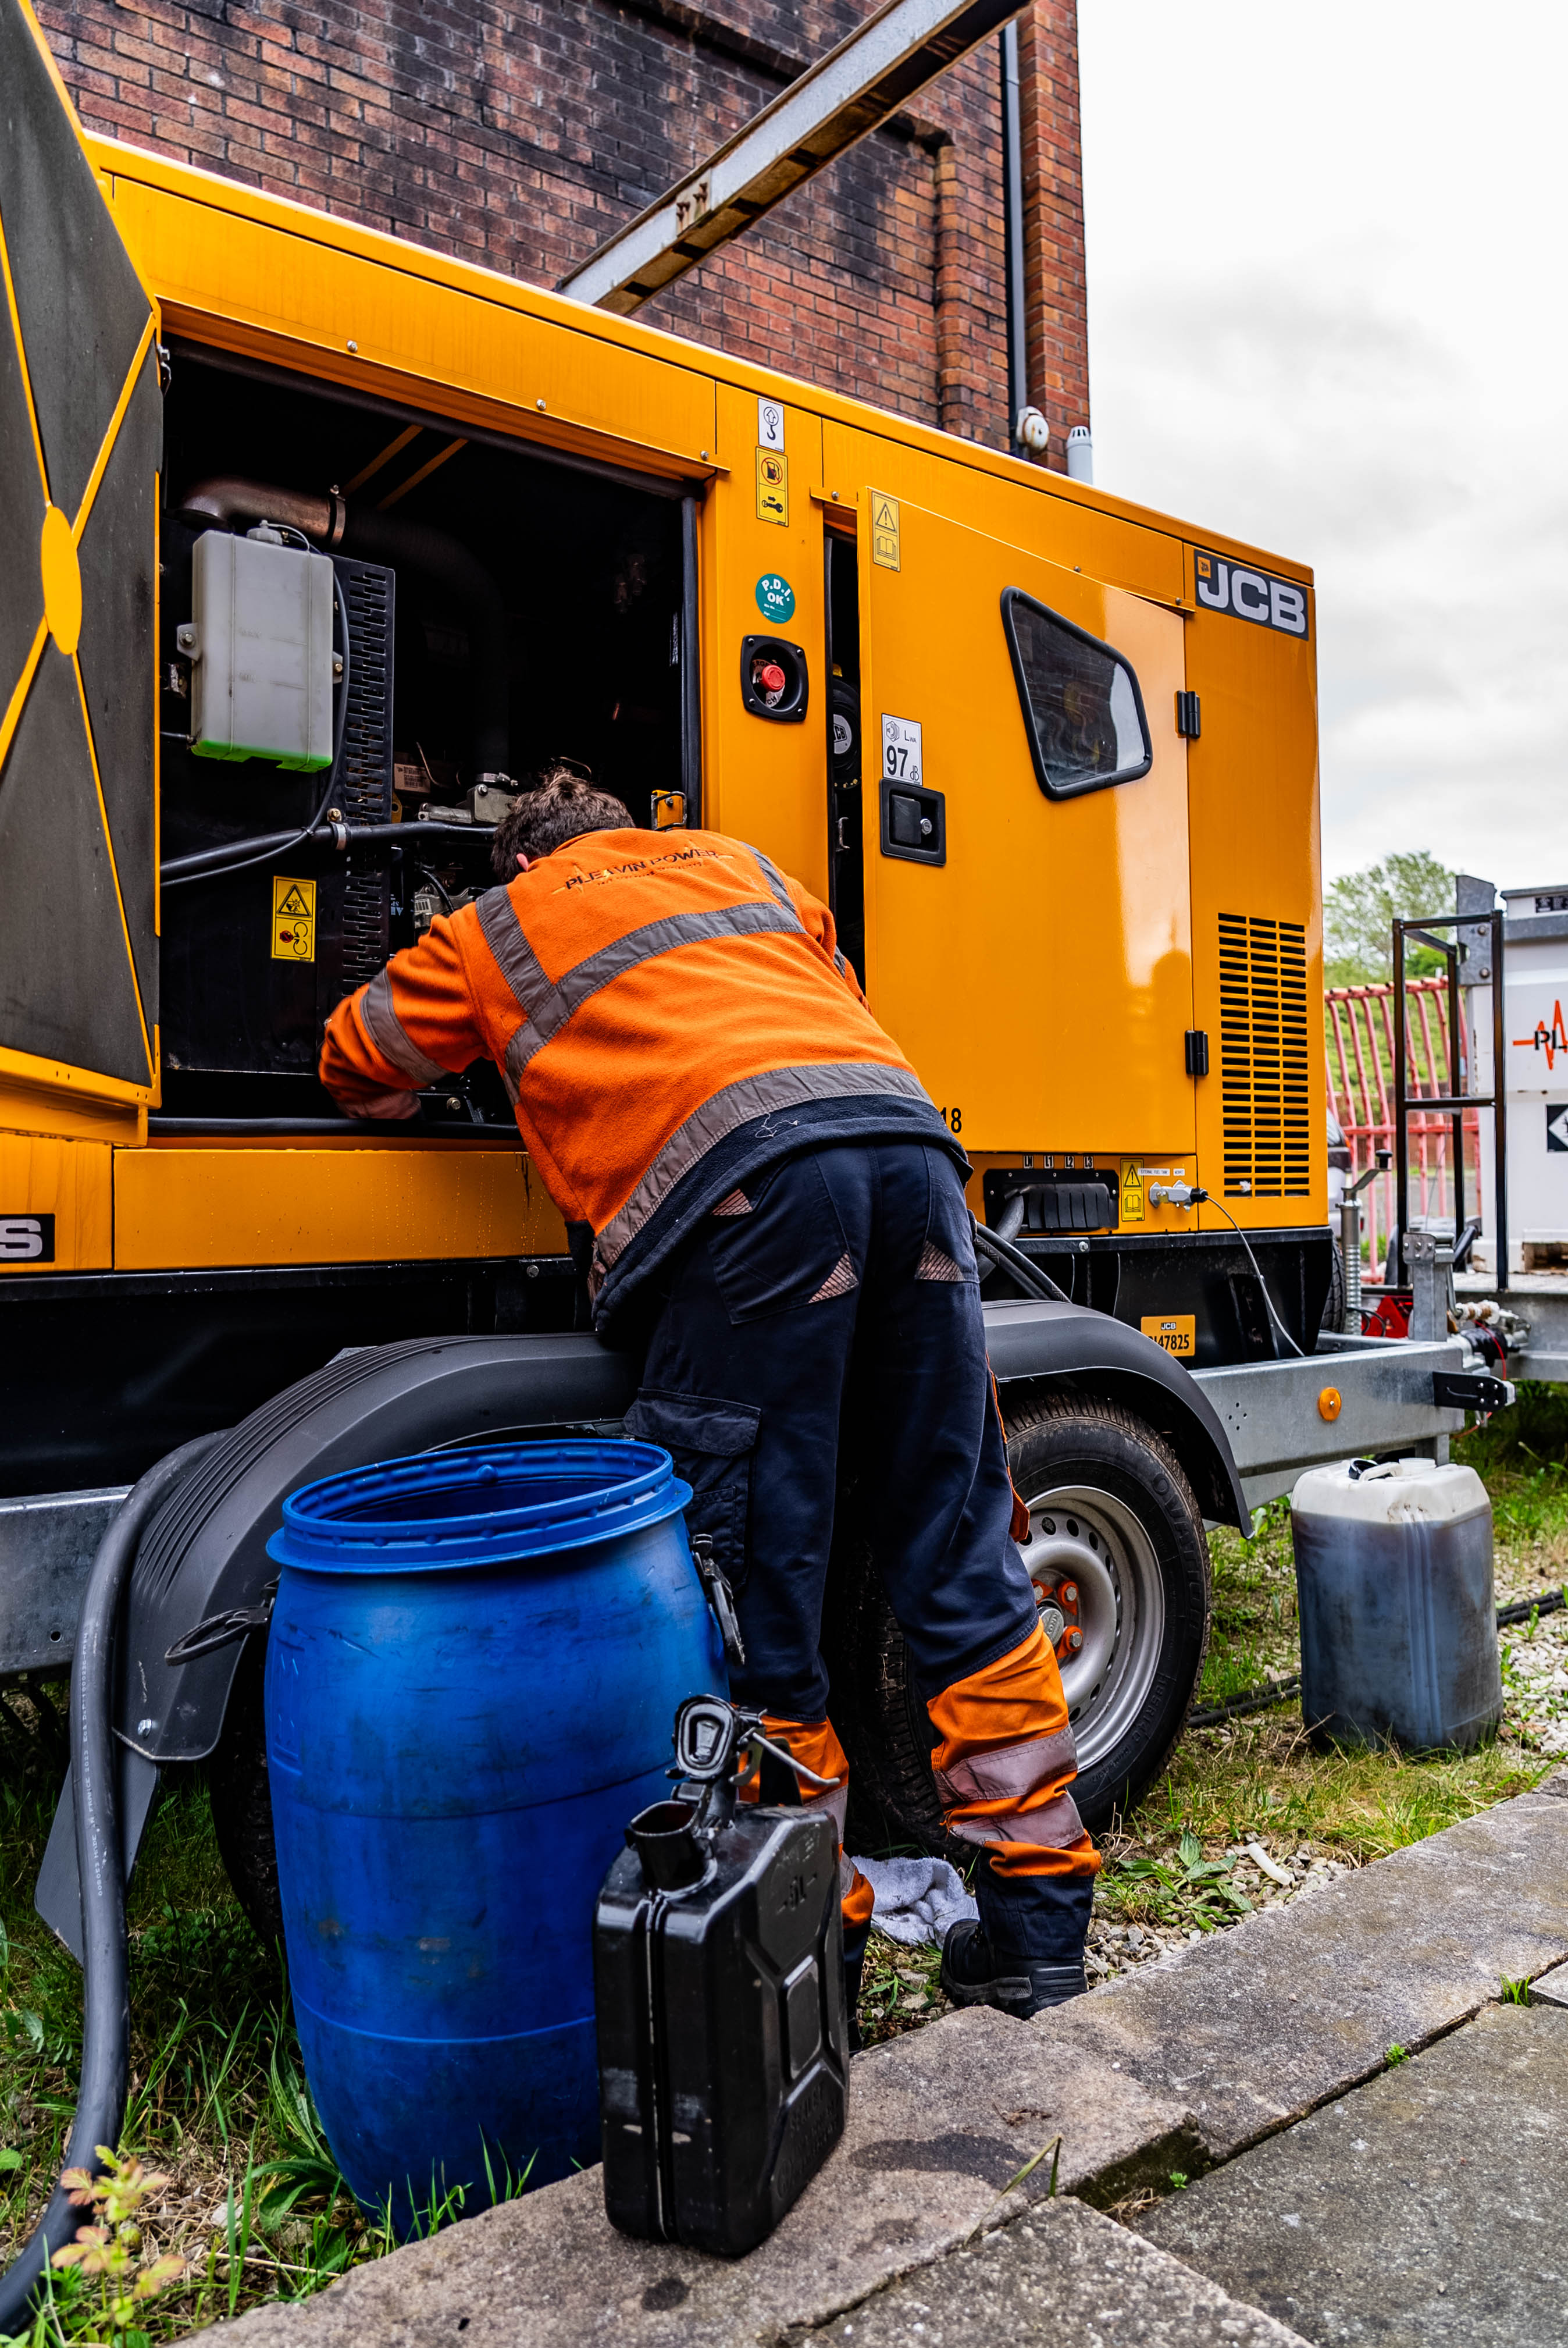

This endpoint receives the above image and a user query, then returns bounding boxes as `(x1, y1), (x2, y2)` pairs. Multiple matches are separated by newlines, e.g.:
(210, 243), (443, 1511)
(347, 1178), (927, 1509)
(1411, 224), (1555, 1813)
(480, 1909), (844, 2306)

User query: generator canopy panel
(1001, 588), (1152, 803)
(0, 0), (161, 1094)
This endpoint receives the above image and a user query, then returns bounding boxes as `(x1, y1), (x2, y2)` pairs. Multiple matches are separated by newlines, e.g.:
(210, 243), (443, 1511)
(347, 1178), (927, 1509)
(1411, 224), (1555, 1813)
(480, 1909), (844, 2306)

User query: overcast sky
(1077, 0), (1567, 892)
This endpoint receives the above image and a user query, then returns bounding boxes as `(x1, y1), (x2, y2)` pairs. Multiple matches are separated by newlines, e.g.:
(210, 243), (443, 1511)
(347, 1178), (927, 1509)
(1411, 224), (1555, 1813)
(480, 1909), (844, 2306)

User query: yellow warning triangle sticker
(276, 884), (311, 917)
(872, 495), (897, 529)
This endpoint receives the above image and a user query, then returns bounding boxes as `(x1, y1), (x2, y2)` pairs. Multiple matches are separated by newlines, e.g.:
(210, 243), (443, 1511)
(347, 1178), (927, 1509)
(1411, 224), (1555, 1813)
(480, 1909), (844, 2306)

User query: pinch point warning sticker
(272, 874), (316, 962)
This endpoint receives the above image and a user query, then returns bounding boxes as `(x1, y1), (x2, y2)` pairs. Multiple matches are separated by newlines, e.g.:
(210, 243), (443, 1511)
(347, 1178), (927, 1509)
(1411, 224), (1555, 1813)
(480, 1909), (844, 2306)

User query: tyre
(208, 1632), (284, 1948)
(828, 1396), (1212, 1843)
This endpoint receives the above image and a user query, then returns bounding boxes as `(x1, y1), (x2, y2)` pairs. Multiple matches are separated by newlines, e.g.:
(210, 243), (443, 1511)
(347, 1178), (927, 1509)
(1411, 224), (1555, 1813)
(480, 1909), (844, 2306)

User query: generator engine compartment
(156, 351), (688, 1126)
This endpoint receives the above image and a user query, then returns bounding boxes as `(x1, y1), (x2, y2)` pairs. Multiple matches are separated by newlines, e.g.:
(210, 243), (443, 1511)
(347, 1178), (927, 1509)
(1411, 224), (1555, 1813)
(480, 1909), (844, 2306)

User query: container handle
(690, 1534), (747, 1667)
(165, 1582), (277, 1665)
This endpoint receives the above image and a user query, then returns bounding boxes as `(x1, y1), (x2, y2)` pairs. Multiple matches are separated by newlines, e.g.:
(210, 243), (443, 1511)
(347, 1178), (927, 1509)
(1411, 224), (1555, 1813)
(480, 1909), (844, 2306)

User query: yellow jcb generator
(0, 0), (1481, 1920)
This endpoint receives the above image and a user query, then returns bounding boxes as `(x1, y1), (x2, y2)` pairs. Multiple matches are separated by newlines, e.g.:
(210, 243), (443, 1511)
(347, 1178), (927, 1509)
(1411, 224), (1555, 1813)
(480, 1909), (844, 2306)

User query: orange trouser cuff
(926, 1621), (1100, 1880)
(748, 1715), (872, 1932)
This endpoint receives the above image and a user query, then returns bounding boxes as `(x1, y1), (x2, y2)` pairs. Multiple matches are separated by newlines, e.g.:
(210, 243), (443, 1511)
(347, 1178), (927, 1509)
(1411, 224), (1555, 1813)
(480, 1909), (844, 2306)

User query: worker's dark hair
(490, 764), (635, 877)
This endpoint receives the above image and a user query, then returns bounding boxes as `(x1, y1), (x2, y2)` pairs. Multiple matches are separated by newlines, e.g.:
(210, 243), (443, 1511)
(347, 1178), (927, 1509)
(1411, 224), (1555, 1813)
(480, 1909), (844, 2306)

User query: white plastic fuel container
(1290, 1457), (1502, 1753)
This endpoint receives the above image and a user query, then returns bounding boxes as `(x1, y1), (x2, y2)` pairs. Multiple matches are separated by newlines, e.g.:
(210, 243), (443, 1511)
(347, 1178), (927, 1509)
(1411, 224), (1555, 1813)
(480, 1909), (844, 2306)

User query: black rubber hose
(971, 1217), (1071, 1305)
(0, 1432), (224, 2336)
(160, 819), (489, 885)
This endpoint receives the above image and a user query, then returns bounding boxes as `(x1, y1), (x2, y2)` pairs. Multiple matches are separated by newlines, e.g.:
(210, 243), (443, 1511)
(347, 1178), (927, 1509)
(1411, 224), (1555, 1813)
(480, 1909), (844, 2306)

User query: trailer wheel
(208, 1635), (284, 1949)
(829, 1396), (1211, 1842)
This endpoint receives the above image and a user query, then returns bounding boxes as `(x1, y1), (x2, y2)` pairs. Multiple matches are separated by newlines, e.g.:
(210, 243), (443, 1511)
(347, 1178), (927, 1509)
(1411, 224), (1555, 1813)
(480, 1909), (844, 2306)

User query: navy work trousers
(624, 1140), (1039, 1719)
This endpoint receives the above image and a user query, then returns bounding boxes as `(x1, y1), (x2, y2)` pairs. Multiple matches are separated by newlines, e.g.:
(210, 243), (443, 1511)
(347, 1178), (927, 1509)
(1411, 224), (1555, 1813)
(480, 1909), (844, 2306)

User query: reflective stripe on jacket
(320, 828), (929, 1298)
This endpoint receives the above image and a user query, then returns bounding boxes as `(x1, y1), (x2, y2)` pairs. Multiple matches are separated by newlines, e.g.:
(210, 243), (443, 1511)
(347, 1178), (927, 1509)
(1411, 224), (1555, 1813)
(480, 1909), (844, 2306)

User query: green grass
(0, 1689), (381, 2341)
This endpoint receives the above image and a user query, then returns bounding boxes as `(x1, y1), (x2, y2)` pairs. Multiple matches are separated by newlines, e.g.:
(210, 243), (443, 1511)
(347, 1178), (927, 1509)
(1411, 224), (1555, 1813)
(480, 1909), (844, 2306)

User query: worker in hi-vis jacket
(320, 765), (1099, 2026)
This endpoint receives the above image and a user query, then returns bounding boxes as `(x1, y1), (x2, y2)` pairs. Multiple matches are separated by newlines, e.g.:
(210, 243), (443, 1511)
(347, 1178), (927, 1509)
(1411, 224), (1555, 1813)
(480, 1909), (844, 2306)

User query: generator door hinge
(1175, 691), (1201, 739)
(1185, 1029), (1210, 1077)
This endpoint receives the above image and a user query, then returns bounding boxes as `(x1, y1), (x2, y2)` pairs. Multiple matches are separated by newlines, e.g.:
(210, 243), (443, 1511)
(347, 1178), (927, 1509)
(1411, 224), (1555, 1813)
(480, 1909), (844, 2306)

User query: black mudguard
(115, 1333), (636, 1767)
(112, 1302), (1242, 1773)
(982, 1298), (1249, 1529)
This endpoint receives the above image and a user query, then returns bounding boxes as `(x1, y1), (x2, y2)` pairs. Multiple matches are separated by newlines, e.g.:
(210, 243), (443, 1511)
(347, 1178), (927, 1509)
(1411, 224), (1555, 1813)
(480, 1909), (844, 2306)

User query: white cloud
(1078, 0), (1568, 890)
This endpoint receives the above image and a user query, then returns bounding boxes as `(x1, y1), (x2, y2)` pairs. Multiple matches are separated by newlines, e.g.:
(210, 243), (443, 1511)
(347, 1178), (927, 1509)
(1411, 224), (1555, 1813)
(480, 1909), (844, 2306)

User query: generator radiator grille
(335, 560), (395, 1000)
(1218, 913), (1310, 1198)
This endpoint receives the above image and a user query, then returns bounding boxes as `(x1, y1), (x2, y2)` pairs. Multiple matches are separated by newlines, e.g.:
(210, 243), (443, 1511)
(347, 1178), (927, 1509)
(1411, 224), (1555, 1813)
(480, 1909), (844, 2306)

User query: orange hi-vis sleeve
(742, 1714), (875, 1934)
(319, 830), (914, 1293)
(926, 1623), (1101, 1882)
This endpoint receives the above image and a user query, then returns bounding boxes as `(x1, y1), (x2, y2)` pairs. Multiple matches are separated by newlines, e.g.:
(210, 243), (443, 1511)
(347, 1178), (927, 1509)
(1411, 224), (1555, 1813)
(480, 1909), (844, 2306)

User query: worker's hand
(350, 1087), (422, 1120)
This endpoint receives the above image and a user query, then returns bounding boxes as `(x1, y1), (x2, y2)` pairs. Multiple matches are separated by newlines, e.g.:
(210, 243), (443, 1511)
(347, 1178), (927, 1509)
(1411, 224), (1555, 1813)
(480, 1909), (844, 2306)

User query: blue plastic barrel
(263, 1439), (719, 2228)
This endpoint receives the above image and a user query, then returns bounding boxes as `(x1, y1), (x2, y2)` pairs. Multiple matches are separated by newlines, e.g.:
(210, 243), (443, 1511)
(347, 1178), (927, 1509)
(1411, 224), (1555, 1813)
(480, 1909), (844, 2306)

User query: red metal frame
(1325, 976), (1481, 1282)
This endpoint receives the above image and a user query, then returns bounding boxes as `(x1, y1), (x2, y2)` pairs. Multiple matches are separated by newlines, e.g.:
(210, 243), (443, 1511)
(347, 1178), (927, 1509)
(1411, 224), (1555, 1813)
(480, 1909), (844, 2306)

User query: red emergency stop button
(758, 661), (786, 695)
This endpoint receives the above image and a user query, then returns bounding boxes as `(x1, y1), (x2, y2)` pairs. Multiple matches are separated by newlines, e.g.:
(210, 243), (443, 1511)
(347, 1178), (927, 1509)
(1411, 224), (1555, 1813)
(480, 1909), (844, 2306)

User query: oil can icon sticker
(756, 448), (788, 525)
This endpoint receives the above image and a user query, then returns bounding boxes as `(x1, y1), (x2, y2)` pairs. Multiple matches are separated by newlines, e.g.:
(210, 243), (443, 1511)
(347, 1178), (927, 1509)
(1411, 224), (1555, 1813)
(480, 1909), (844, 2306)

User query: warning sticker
(756, 447), (789, 526)
(272, 874), (316, 962)
(1141, 1314), (1196, 1357)
(871, 492), (900, 571)
(1119, 1159), (1145, 1225)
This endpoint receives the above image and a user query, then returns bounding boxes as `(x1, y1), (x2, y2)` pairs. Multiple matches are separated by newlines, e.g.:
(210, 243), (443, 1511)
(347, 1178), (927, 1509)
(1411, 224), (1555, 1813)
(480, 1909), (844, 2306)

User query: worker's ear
(515, 853), (530, 871)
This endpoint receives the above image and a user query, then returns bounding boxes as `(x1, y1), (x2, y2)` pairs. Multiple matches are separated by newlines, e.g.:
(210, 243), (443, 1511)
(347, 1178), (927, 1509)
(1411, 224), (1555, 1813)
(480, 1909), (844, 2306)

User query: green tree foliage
(1324, 851), (1457, 987)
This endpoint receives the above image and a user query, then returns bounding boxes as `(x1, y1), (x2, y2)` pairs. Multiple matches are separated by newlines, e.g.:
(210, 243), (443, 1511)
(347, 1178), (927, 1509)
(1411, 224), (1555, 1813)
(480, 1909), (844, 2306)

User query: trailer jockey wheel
(826, 1396), (1211, 1846)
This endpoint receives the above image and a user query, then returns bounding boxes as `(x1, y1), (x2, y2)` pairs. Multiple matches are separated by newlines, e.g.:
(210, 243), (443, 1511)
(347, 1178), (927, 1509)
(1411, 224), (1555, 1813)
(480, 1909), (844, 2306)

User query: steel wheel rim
(1017, 1482), (1165, 1770)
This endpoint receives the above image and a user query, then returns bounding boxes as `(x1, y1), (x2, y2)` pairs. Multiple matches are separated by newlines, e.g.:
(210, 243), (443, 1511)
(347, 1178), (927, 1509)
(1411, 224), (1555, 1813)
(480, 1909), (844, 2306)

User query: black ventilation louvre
(332, 557), (395, 1001)
(1218, 914), (1310, 1198)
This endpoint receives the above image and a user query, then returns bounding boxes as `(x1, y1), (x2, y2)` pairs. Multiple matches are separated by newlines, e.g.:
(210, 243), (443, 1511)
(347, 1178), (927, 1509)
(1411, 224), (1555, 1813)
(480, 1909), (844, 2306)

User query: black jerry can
(594, 1699), (849, 2257)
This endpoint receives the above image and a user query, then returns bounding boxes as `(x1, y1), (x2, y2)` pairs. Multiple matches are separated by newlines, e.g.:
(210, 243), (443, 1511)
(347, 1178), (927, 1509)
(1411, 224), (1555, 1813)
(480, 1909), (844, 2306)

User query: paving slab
(213, 2007), (1198, 2348)
(1136, 2002), (1568, 2347)
(1526, 1959), (1568, 2008)
(802, 2193), (1313, 2347)
(1036, 1782), (1568, 2160)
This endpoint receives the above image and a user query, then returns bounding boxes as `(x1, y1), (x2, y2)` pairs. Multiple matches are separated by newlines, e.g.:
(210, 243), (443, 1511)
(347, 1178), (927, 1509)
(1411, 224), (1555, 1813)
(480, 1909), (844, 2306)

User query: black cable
(1188, 1589), (1567, 1730)
(970, 1217), (1071, 1304)
(0, 1432), (226, 2336)
(162, 568), (351, 892)
(414, 865), (455, 915)
(1200, 1193), (1305, 1359)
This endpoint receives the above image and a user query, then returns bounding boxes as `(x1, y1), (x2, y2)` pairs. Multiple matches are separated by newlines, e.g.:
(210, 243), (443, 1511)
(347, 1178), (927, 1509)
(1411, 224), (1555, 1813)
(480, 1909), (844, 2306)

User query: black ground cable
(162, 568), (351, 891)
(1188, 1589), (1568, 1731)
(970, 1218), (1071, 1304)
(0, 1432), (225, 2337)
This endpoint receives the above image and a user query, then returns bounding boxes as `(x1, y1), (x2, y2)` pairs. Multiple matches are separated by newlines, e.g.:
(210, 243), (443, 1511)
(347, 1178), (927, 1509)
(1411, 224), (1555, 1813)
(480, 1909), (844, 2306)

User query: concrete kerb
(212, 2009), (1200, 2348)
(1035, 1774), (1568, 2165)
(209, 1773), (1568, 2347)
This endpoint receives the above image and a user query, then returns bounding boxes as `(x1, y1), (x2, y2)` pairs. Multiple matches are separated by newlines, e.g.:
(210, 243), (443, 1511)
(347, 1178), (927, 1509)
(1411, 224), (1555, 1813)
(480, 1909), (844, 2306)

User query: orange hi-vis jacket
(320, 828), (957, 1322)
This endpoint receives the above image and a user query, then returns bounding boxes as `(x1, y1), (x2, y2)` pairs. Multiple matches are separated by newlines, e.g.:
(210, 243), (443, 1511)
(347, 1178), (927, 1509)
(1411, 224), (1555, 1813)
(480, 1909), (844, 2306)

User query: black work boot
(940, 1862), (1093, 2018)
(940, 1919), (1085, 2016)
(842, 1924), (868, 2054)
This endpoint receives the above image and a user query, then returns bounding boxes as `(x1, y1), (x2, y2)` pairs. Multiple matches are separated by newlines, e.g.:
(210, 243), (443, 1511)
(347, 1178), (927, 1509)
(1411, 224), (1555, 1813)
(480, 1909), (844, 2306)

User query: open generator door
(0, 0), (161, 1100)
(856, 497), (1195, 1161)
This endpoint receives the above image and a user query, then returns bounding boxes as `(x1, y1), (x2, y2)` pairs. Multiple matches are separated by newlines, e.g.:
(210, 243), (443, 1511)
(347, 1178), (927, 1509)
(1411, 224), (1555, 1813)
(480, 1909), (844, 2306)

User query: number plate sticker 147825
(1141, 1314), (1195, 1357)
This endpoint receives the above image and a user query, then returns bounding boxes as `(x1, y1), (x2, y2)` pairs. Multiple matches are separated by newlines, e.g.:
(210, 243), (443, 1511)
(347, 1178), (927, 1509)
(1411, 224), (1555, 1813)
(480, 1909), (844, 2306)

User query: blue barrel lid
(266, 1439), (692, 1575)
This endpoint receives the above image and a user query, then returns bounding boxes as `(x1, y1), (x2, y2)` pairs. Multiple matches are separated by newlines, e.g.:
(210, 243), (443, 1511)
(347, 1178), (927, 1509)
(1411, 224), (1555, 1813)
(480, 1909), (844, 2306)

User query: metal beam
(559, 0), (1026, 315)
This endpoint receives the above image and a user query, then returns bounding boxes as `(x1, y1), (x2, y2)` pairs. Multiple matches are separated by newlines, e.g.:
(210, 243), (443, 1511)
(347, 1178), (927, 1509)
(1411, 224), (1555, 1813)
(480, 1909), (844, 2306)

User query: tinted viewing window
(1002, 589), (1153, 801)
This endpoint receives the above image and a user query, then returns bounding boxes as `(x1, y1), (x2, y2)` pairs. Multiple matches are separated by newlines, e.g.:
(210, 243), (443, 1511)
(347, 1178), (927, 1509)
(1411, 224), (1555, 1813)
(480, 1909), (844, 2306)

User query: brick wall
(41, 0), (1089, 458)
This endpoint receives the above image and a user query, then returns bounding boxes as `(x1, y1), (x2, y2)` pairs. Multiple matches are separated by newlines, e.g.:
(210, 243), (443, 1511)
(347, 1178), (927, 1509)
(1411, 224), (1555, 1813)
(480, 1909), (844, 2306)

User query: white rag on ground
(850, 1855), (978, 1948)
